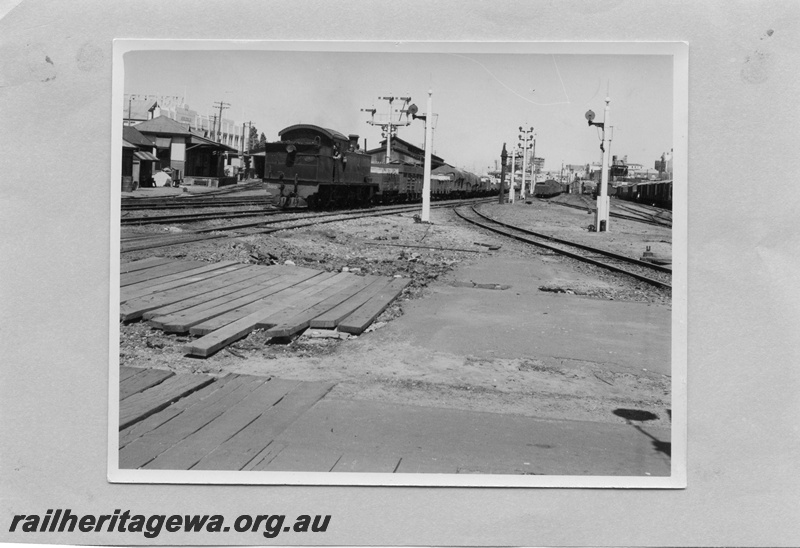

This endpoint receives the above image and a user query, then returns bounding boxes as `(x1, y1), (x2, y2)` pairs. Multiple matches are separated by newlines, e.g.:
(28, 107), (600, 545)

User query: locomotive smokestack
(348, 134), (360, 150)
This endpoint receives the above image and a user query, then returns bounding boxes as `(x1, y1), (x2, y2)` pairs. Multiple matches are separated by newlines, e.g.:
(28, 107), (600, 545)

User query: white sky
(123, 46), (673, 174)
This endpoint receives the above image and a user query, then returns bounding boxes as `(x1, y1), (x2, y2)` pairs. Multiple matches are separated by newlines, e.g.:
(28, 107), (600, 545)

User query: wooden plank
(337, 278), (411, 334)
(120, 260), (208, 287)
(119, 375), (272, 469)
(145, 274), (283, 328)
(330, 453), (403, 473)
(143, 378), (299, 470)
(120, 266), (251, 320)
(253, 272), (355, 330)
(257, 446), (342, 472)
(309, 277), (394, 329)
(151, 274), (309, 334)
(259, 275), (375, 337)
(182, 273), (345, 356)
(120, 265), (281, 321)
(186, 271), (336, 338)
(141, 267), (279, 320)
(121, 232), (227, 253)
(119, 374), (256, 448)
(119, 373), (216, 430)
(193, 380), (335, 470)
(120, 257), (174, 274)
(121, 260), (242, 295)
(241, 441), (286, 471)
(121, 261), (246, 303)
(119, 368), (174, 401)
(120, 366), (144, 381)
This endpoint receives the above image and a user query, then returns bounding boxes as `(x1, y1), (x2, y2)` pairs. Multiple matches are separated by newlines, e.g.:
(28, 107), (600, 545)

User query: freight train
(532, 179), (567, 198)
(259, 124), (493, 208)
(614, 180), (673, 210)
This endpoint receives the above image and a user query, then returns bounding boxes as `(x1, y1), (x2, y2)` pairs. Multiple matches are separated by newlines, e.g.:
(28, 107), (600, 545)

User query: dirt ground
(120, 194), (673, 428)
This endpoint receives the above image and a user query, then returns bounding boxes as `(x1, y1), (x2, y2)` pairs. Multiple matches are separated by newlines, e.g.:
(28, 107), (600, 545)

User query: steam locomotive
(259, 124), (493, 208)
(260, 125), (375, 209)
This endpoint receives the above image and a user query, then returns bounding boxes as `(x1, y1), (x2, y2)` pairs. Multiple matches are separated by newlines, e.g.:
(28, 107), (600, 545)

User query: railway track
(122, 199), (273, 211)
(121, 207), (280, 225)
(549, 198), (672, 228)
(121, 198), (496, 254)
(454, 205), (671, 290)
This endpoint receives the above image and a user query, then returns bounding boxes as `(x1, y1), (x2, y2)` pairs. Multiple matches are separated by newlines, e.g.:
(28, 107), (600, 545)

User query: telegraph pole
(127, 94), (134, 126)
(519, 127), (534, 199)
(585, 97), (611, 231)
(361, 96), (413, 163)
(509, 147), (517, 204)
(499, 143), (507, 204)
(213, 101), (231, 143)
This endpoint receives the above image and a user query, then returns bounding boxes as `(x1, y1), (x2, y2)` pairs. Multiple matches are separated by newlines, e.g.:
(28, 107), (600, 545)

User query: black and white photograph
(110, 41), (686, 486)
(4, 1), (800, 546)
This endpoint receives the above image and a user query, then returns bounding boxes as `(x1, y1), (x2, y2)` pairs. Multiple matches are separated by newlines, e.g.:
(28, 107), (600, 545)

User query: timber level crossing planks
(120, 258), (410, 357)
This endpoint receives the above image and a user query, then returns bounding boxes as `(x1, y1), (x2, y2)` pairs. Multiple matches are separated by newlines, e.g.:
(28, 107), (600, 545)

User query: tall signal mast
(361, 96), (413, 163)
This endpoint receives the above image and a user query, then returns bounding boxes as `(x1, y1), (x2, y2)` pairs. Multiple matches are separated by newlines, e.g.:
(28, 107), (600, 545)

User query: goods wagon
(533, 179), (566, 198)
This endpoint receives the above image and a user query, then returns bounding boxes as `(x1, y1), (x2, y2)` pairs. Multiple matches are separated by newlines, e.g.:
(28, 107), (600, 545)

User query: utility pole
(518, 126), (534, 199)
(531, 135), (537, 187)
(213, 101), (231, 143)
(127, 94), (134, 126)
(361, 96), (413, 163)
(240, 121), (251, 181)
(585, 96), (612, 231)
(509, 146), (517, 204)
(499, 143), (507, 204)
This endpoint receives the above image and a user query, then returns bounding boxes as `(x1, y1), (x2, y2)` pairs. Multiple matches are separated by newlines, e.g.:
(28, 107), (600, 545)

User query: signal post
(586, 97), (612, 232)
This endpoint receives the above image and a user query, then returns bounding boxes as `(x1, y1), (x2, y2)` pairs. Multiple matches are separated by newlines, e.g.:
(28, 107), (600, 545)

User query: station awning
(134, 150), (159, 161)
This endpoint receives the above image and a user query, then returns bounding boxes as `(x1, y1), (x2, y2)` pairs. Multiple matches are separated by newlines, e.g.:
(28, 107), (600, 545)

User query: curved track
(548, 195), (672, 228)
(454, 205), (671, 289)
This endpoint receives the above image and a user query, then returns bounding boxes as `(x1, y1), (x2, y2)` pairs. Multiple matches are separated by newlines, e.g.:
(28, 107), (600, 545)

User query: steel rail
(548, 199), (671, 228)
(454, 206), (671, 289)
(121, 198), (496, 253)
(120, 196), (496, 226)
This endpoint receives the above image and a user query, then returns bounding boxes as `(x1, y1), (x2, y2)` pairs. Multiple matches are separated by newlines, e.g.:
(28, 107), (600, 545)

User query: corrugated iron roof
(132, 115), (194, 136)
(122, 126), (155, 148)
(134, 151), (159, 161)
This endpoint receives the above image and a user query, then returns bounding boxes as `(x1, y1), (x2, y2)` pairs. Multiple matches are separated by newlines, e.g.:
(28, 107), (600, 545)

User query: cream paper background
(1, 0), (798, 545)
(106, 39), (687, 489)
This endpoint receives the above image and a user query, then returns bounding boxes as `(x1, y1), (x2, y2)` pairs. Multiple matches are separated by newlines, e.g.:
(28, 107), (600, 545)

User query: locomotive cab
(261, 124), (376, 208)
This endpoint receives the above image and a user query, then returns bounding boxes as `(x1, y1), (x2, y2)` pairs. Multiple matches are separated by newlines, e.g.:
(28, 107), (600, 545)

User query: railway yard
(118, 183), (673, 476)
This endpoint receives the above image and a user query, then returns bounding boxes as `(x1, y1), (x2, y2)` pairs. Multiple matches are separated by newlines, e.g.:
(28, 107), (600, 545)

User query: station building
(120, 115), (239, 189)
